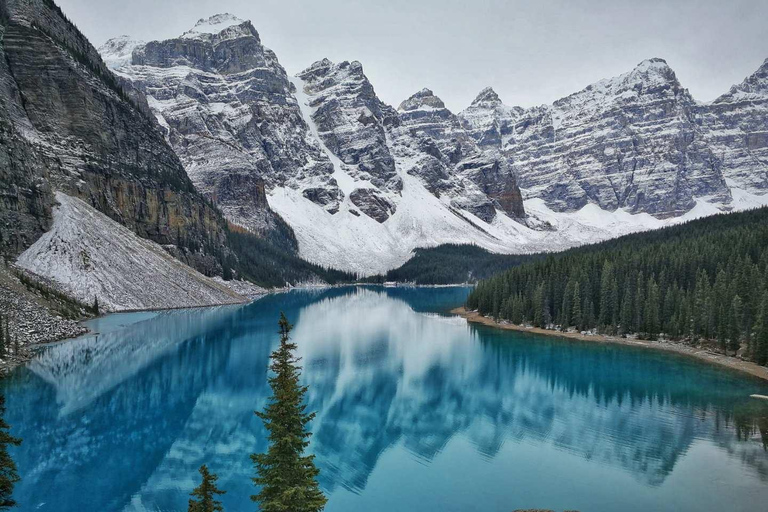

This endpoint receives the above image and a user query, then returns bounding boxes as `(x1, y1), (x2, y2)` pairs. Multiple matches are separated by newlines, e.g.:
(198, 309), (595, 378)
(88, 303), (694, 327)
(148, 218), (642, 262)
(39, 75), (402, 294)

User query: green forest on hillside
(367, 244), (536, 284)
(466, 208), (768, 365)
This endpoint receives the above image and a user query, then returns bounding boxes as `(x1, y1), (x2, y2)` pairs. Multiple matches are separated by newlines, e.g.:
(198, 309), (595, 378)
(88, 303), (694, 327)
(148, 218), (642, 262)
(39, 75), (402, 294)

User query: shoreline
(452, 307), (768, 383)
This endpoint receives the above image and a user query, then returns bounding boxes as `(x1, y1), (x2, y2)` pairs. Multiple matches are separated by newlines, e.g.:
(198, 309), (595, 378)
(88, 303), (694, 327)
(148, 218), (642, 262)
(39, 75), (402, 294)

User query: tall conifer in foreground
(188, 464), (225, 512)
(251, 313), (326, 512)
(0, 395), (21, 510)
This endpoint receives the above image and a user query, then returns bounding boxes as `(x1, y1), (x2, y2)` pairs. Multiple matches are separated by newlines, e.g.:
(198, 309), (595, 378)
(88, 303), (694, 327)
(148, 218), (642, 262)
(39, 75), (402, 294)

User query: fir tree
(571, 282), (582, 330)
(755, 294), (768, 366)
(188, 464), (225, 512)
(729, 295), (743, 356)
(251, 313), (326, 512)
(92, 296), (99, 316)
(0, 395), (21, 510)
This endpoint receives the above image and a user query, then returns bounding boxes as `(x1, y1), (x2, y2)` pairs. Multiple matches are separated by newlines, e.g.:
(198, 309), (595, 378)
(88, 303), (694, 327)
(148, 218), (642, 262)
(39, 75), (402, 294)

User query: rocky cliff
(699, 58), (768, 192)
(104, 14), (336, 236)
(460, 59), (732, 217)
(0, 0), (235, 278)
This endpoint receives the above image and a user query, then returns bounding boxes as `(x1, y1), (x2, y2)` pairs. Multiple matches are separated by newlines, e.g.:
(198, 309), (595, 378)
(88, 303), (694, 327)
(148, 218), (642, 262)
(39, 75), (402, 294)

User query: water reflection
(3, 287), (768, 512)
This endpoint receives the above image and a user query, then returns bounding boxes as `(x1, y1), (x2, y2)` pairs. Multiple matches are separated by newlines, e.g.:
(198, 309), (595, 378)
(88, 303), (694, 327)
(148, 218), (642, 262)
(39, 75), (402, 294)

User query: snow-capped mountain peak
(398, 88), (447, 111)
(180, 13), (251, 40)
(470, 87), (502, 106)
(716, 57), (768, 103)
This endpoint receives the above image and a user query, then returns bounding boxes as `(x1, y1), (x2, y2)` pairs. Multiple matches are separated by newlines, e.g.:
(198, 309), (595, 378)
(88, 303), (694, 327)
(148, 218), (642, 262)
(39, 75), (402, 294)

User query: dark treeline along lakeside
(467, 207), (768, 364)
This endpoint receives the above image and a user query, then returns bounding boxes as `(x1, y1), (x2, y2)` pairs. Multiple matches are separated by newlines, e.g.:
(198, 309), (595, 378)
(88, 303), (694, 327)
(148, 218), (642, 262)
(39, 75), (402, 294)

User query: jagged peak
(471, 87), (501, 106)
(398, 88), (446, 111)
(552, 56), (680, 109)
(180, 13), (253, 40)
(300, 58), (335, 75)
(715, 56), (768, 103)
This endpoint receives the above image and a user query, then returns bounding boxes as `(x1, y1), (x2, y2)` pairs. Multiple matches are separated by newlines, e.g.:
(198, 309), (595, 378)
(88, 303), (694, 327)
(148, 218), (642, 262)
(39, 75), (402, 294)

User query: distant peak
(193, 13), (245, 29)
(398, 88), (445, 111)
(181, 13), (250, 39)
(634, 57), (671, 71)
(471, 87), (501, 106)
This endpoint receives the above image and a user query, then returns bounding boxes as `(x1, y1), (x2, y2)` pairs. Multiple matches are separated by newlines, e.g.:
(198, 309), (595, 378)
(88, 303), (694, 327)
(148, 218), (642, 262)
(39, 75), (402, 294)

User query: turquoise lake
(4, 286), (768, 511)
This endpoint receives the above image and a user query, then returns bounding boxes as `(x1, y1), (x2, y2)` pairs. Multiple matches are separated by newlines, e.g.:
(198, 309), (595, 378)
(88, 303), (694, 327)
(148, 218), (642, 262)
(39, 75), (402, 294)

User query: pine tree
(0, 395), (21, 510)
(571, 282), (582, 330)
(619, 286), (633, 335)
(251, 313), (326, 512)
(755, 293), (768, 366)
(188, 464), (225, 512)
(598, 261), (614, 330)
(92, 296), (99, 316)
(728, 295), (744, 356)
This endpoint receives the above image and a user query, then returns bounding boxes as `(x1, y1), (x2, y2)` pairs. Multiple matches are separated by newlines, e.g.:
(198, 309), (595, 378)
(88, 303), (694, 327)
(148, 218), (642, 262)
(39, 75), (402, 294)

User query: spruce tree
(571, 282), (582, 330)
(251, 313), (326, 512)
(755, 294), (768, 366)
(0, 395), (21, 510)
(728, 295), (743, 356)
(188, 464), (225, 512)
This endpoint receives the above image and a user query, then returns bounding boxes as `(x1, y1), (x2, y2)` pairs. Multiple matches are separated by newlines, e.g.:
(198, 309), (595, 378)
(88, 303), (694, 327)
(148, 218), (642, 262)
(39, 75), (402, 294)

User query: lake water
(4, 286), (768, 512)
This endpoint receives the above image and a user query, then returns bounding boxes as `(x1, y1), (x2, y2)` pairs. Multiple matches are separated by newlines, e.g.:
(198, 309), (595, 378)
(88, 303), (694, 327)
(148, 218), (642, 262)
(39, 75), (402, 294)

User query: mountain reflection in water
(3, 286), (768, 512)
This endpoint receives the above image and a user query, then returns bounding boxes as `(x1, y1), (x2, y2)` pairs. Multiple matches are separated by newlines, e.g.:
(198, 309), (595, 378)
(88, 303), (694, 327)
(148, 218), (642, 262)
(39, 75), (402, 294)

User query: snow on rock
(17, 193), (247, 312)
(699, 58), (768, 192)
(98, 36), (145, 70)
(461, 58), (732, 216)
(107, 17), (337, 236)
(181, 13), (249, 40)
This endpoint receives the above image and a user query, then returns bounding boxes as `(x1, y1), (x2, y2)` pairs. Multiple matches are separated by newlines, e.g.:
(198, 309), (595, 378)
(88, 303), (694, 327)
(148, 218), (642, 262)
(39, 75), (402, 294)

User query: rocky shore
(453, 307), (768, 383)
(0, 264), (89, 373)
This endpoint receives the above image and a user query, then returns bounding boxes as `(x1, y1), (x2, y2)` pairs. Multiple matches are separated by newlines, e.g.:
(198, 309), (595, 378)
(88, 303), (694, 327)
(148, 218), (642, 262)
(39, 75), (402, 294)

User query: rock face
(0, 0), (236, 277)
(460, 59), (732, 217)
(699, 58), (768, 191)
(104, 14), (336, 235)
(297, 59), (400, 193)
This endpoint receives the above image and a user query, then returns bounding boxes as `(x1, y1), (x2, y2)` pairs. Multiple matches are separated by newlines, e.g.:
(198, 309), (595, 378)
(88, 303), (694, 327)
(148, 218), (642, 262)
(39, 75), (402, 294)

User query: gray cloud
(59, 0), (768, 112)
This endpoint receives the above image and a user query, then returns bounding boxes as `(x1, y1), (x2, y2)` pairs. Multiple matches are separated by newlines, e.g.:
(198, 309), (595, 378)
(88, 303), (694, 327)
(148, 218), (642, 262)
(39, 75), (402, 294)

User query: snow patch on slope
(289, 75), (361, 197)
(17, 193), (247, 311)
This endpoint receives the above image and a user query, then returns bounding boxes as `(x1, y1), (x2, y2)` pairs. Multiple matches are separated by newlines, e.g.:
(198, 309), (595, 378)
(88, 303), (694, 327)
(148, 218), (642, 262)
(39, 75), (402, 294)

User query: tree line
(466, 207), (768, 365)
(365, 243), (537, 285)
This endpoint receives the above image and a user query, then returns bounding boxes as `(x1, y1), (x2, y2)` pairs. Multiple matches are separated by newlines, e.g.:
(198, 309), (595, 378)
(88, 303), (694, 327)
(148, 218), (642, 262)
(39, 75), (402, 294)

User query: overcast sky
(58, 0), (768, 112)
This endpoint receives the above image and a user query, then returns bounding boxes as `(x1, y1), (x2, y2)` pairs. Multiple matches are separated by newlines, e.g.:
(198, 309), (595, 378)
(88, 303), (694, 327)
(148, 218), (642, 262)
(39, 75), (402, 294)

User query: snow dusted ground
(17, 193), (248, 312)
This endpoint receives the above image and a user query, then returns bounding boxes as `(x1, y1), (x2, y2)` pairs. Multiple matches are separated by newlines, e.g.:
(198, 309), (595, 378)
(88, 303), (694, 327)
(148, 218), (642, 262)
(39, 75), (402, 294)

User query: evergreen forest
(466, 207), (768, 364)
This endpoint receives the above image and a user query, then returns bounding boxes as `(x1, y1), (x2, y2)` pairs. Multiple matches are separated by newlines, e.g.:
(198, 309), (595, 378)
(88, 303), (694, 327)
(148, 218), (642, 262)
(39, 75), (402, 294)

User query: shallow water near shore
(3, 286), (768, 512)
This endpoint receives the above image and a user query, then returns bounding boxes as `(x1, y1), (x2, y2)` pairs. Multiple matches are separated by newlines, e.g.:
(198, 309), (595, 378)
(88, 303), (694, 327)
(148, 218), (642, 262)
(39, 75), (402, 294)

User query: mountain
(699, 58), (768, 192)
(0, 2), (357, 317)
(459, 59), (734, 216)
(105, 16), (768, 276)
(104, 17), (546, 275)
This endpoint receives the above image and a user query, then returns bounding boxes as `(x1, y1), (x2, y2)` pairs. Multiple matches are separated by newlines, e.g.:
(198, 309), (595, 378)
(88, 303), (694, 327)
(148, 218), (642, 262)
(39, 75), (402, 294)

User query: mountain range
(2, 2), (767, 310)
(100, 13), (768, 275)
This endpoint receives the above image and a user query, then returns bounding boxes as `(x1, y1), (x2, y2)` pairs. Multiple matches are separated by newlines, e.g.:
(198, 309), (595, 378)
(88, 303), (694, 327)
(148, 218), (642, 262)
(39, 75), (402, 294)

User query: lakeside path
(452, 307), (768, 384)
